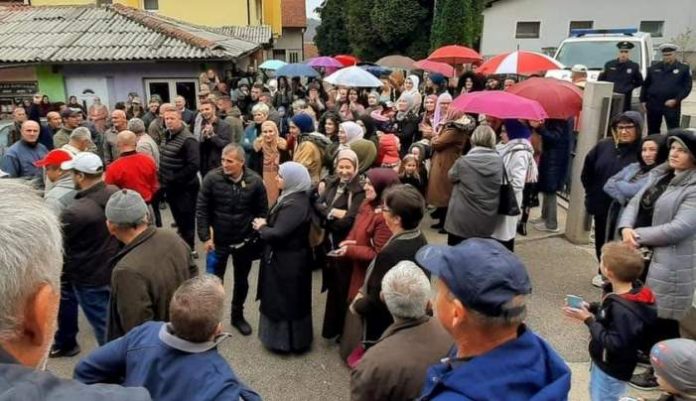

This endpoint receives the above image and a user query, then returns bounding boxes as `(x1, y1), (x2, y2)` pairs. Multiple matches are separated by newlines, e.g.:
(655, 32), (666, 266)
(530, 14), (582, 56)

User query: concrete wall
(62, 62), (203, 109)
(481, 0), (696, 56)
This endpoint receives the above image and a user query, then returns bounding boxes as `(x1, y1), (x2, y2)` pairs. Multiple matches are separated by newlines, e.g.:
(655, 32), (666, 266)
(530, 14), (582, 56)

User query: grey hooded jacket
(618, 163), (696, 320)
(445, 146), (503, 239)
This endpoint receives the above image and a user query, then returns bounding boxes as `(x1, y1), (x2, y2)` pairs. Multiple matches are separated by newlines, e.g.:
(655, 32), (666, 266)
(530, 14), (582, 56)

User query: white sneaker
(529, 217), (544, 225)
(533, 222), (560, 233)
(591, 274), (605, 288)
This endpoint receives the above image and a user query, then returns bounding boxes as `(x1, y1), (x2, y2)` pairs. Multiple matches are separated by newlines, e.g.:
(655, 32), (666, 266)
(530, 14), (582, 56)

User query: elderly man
(104, 189), (196, 341)
(351, 261), (452, 401)
(196, 143), (267, 335)
(53, 108), (82, 149)
(104, 130), (158, 204)
(416, 238), (571, 400)
(174, 95), (196, 127)
(61, 127), (94, 156)
(104, 109), (128, 165)
(128, 118), (160, 168)
(148, 102), (175, 146)
(7, 106), (27, 145)
(0, 181), (151, 400)
(1, 120), (48, 179)
(51, 153), (120, 357)
(75, 275), (260, 401)
(160, 108), (200, 252)
(34, 149), (75, 215)
(195, 99), (232, 176)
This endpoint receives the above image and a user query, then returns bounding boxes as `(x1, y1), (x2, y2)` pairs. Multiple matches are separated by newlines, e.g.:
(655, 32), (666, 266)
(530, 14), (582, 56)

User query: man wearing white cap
(641, 43), (693, 133)
(50, 153), (120, 358)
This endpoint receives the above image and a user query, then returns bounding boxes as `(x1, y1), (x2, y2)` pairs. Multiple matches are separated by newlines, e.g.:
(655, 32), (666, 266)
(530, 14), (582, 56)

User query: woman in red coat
(332, 167), (400, 360)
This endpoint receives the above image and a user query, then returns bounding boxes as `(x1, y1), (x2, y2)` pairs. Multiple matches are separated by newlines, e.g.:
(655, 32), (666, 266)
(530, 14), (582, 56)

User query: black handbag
(498, 168), (521, 216)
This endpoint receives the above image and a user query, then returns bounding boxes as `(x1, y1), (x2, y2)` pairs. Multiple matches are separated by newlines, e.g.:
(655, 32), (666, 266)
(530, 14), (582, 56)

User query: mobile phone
(566, 295), (584, 309)
(327, 249), (341, 257)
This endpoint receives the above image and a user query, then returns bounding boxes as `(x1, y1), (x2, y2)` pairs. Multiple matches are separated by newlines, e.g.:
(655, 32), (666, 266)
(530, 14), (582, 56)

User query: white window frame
(143, 78), (200, 108)
(287, 50), (301, 64)
(515, 21), (541, 39)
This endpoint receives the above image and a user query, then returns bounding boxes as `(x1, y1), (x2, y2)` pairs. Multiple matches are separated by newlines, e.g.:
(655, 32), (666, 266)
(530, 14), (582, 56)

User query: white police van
(546, 29), (654, 107)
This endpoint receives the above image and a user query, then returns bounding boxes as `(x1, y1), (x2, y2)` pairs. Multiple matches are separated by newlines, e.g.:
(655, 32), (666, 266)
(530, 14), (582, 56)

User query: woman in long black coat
(351, 184), (428, 348)
(254, 161), (313, 353)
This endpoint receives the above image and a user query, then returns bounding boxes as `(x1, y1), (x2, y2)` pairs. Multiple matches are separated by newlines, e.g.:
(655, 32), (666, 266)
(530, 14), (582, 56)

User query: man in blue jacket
(415, 239), (571, 401)
(74, 274), (261, 401)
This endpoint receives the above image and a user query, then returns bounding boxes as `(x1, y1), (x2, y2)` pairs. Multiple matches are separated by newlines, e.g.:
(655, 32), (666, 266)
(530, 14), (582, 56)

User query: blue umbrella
(360, 64), (392, 78)
(275, 63), (320, 78)
(259, 59), (287, 70)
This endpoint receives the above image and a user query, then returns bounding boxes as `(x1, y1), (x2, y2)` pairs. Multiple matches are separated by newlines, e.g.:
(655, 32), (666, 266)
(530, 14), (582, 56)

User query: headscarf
(421, 94), (438, 126)
(350, 139), (377, 174)
(277, 161), (311, 204)
(366, 167), (400, 205)
(438, 106), (466, 130)
(429, 73), (446, 88)
(405, 75), (422, 110)
(640, 134), (669, 172)
(340, 121), (364, 145)
(357, 114), (377, 141)
(370, 109), (393, 133)
(504, 119), (532, 140)
(291, 113), (314, 134)
(258, 120), (284, 173)
(396, 92), (417, 121)
(433, 92), (453, 129)
(336, 148), (360, 182)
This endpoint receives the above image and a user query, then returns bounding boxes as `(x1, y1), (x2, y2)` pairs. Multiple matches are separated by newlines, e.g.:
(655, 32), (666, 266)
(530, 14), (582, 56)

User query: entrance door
(144, 79), (199, 109)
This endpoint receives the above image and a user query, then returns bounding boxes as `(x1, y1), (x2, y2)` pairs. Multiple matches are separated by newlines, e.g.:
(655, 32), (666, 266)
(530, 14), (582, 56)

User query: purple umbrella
(307, 56), (344, 69)
(452, 91), (548, 120)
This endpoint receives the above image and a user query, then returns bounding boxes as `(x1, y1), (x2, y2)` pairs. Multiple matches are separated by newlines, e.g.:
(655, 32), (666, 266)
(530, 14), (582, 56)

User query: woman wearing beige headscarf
(253, 120), (288, 206)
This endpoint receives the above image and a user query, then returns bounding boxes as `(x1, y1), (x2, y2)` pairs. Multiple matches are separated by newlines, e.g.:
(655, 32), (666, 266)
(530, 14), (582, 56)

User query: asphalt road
(47, 209), (655, 401)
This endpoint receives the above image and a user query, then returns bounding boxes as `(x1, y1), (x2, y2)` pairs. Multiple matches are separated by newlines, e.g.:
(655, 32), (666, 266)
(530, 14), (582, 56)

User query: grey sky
(306, 0), (321, 19)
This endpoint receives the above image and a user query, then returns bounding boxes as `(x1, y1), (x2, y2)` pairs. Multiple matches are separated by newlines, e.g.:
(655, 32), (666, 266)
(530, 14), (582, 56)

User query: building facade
(481, 0), (696, 57)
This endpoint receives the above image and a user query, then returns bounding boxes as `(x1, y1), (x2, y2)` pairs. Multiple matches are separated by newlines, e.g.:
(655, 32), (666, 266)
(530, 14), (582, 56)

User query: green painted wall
(36, 66), (65, 102)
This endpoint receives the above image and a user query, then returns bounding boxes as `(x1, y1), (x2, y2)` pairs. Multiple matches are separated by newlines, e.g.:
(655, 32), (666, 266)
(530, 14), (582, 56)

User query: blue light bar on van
(570, 28), (638, 37)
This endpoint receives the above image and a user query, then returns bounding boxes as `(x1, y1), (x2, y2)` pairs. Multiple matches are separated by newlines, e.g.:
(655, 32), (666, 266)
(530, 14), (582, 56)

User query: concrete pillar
(565, 81), (615, 244)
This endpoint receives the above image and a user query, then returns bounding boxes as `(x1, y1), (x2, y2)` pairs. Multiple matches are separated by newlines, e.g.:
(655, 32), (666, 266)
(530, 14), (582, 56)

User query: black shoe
(231, 316), (252, 336)
(629, 369), (659, 391)
(517, 221), (527, 236)
(49, 344), (81, 358)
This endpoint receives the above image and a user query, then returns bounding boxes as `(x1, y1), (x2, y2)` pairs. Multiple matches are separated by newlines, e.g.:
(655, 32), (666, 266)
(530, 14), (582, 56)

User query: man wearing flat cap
(416, 238), (571, 400)
(641, 43), (693, 134)
(598, 41), (644, 112)
(105, 189), (197, 341)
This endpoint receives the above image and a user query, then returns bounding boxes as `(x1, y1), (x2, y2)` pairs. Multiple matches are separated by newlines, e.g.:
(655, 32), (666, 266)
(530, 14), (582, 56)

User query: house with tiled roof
(0, 3), (269, 113)
(272, 0), (306, 63)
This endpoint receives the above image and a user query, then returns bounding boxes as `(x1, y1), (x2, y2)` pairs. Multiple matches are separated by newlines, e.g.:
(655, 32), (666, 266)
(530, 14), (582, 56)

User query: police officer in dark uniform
(598, 41), (643, 112)
(641, 43), (693, 133)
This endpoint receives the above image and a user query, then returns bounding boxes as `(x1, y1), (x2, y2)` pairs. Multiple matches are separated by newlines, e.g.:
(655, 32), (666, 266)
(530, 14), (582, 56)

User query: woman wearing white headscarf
(404, 75), (422, 111)
(254, 162), (314, 353)
(394, 91), (421, 157)
(338, 121), (364, 151)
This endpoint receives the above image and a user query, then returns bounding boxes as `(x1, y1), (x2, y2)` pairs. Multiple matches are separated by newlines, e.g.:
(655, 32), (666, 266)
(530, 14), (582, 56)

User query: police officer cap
(617, 41), (634, 50)
(659, 43), (679, 53)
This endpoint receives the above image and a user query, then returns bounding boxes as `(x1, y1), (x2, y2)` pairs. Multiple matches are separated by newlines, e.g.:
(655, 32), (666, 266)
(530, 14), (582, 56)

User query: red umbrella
(413, 59), (455, 78)
(334, 54), (359, 67)
(452, 91), (548, 120)
(506, 77), (583, 119)
(476, 51), (564, 75)
(427, 45), (483, 65)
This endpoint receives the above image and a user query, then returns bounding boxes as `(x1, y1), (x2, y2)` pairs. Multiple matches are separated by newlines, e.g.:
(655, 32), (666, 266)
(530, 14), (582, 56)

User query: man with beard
(195, 99), (231, 177)
(1, 120), (48, 178)
(0, 181), (151, 400)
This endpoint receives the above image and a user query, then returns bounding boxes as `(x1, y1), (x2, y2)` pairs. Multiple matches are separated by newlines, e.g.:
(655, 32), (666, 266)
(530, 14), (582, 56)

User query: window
(515, 22), (540, 39)
(287, 50), (300, 64)
(273, 49), (286, 62)
(96, 0), (112, 4)
(144, 79), (199, 109)
(569, 20), (593, 34)
(143, 0), (158, 11)
(640, 20), (664, 38)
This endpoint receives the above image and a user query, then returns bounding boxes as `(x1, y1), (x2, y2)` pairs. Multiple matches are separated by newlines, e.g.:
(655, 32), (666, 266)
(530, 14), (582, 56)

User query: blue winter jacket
(418, 326), (571, 401)
(603, 162), (649, 206)
(74, 322), (262, 401)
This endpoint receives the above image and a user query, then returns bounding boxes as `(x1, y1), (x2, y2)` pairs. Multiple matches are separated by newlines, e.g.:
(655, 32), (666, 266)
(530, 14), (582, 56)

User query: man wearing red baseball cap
(34, 149), (75, 215)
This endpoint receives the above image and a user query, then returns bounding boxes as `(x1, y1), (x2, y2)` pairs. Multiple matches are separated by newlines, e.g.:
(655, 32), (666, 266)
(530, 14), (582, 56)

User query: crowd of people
(0, 41), (696, 401)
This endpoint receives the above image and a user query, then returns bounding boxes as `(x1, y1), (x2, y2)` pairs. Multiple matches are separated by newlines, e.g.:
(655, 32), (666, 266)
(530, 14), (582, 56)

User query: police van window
(556, 41), (641, 70)
(640, 21), (664, 38)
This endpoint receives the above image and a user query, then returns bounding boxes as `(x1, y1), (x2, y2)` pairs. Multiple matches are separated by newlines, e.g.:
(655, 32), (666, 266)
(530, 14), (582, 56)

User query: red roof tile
(282, 0), (306, 28)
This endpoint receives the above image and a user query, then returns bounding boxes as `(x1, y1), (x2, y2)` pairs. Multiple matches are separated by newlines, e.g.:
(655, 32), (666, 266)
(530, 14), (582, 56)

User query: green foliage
(346, 0), (385, 61)
(372, 0), (428, 44)
(430, 0), (471, 51)
(315, 0), (351, 56)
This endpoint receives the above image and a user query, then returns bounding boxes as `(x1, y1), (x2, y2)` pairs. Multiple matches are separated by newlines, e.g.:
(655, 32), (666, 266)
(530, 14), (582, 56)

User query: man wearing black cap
(598, 41), (644, 112)
(416, 239), (571, 400)
(53, 108), (82, 149)
(641, 43), (693, 134)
